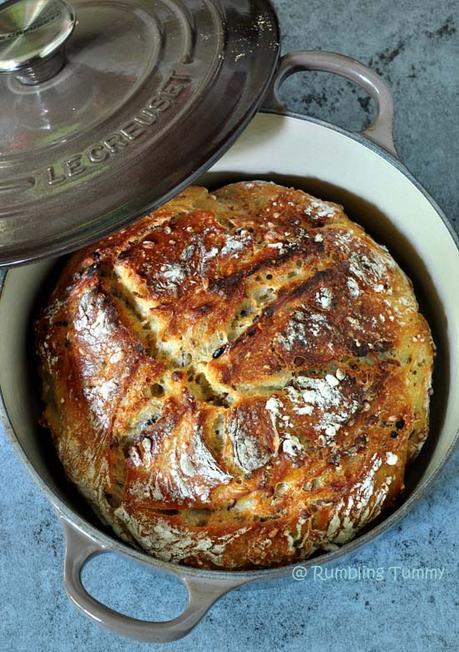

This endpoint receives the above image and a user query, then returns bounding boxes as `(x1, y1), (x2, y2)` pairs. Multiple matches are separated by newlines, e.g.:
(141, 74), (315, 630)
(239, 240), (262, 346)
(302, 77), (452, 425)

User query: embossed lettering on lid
(0, 0), (279, 266)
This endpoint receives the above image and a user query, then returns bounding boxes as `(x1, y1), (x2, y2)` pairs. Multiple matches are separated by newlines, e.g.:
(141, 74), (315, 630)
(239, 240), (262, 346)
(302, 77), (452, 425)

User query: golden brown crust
(35, 181), (434, 568)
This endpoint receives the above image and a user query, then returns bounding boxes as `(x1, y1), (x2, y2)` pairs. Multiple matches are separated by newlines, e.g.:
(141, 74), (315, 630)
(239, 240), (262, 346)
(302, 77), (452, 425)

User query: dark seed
(85, 263), (99, 276)
(356, 343), (370, 357)
(212, 346), (226, 359)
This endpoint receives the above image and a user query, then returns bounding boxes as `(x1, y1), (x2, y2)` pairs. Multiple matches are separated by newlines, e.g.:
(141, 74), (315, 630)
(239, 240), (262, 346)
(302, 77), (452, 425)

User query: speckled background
(0, 1), (458, 650)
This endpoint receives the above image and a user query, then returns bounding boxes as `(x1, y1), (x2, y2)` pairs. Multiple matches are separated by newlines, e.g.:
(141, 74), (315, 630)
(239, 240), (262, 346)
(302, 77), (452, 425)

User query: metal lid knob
(0, 0), (75, 85)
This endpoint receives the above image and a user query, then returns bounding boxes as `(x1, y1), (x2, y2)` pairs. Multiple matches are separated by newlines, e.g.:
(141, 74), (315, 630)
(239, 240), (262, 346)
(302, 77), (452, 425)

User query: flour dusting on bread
(35, 181), (434, 569)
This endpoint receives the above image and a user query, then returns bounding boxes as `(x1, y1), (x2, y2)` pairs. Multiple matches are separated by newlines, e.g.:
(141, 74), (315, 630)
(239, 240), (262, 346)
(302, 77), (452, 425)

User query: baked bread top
(36, 181), (434, 569)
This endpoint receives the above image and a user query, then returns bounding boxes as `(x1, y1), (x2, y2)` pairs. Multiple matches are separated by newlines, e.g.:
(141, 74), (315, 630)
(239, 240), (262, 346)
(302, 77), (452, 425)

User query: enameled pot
(1, 52), (458, 643)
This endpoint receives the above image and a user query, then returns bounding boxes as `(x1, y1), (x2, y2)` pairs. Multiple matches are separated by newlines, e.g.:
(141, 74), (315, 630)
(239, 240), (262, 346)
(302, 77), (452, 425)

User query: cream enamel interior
(0, 112), (458, 570)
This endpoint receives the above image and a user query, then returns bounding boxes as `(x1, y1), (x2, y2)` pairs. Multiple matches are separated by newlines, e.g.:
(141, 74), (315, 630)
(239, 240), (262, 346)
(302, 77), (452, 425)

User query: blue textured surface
(0, 1), (458, 650)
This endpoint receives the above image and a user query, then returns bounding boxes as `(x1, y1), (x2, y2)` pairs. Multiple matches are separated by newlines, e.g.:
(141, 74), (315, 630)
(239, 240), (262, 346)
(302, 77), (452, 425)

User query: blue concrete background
(0, 1), (458, 650)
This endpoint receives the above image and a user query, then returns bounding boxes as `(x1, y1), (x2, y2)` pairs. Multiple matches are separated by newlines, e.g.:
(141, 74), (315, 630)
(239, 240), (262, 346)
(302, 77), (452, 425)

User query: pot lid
(0, 0), (279, 266)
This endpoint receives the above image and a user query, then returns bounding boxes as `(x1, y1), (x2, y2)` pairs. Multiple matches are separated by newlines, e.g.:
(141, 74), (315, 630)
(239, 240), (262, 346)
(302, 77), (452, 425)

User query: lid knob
(0, 0), (75, 85)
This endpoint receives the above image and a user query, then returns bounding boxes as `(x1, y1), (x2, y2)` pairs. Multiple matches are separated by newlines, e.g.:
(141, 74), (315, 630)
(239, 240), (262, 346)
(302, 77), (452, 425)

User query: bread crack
(35, 181), (434, 570)
(187, 368), (233, 407)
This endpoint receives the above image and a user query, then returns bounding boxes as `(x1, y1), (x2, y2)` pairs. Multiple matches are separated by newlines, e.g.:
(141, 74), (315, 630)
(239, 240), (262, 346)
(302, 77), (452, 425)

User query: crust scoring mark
(95, 199), (405, 499)
(36, 182), (434, 568)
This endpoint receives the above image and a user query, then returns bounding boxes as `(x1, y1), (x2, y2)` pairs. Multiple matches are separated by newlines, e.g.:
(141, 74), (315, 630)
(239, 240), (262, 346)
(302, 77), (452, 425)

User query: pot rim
(0, 108), (458, 583)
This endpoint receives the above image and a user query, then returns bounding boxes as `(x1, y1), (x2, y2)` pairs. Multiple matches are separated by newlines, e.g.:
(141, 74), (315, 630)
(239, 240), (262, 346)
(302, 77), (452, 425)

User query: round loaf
(36, 182), (434, 569)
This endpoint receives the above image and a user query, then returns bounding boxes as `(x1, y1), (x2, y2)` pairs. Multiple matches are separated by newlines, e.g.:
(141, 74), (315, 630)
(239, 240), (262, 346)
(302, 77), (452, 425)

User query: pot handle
(264, 50), (398, 157)
(62, 520), (249, 642)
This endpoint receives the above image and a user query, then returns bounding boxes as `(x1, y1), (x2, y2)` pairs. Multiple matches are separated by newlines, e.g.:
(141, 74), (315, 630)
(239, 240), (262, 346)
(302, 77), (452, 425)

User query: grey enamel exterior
(0, 51), (458, 642)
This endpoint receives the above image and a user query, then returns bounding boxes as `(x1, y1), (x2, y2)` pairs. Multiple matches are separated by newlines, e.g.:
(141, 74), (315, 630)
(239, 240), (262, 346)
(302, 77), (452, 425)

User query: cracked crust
(35, 181), (434, 569)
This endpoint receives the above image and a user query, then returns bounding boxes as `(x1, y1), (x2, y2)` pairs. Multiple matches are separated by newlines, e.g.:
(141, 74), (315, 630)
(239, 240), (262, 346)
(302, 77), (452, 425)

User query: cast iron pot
(1, 52), (458, 642)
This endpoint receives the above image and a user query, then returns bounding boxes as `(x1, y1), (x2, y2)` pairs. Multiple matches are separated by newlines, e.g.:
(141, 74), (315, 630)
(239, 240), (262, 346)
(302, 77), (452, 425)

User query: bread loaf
(36, 182), (434, 568)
